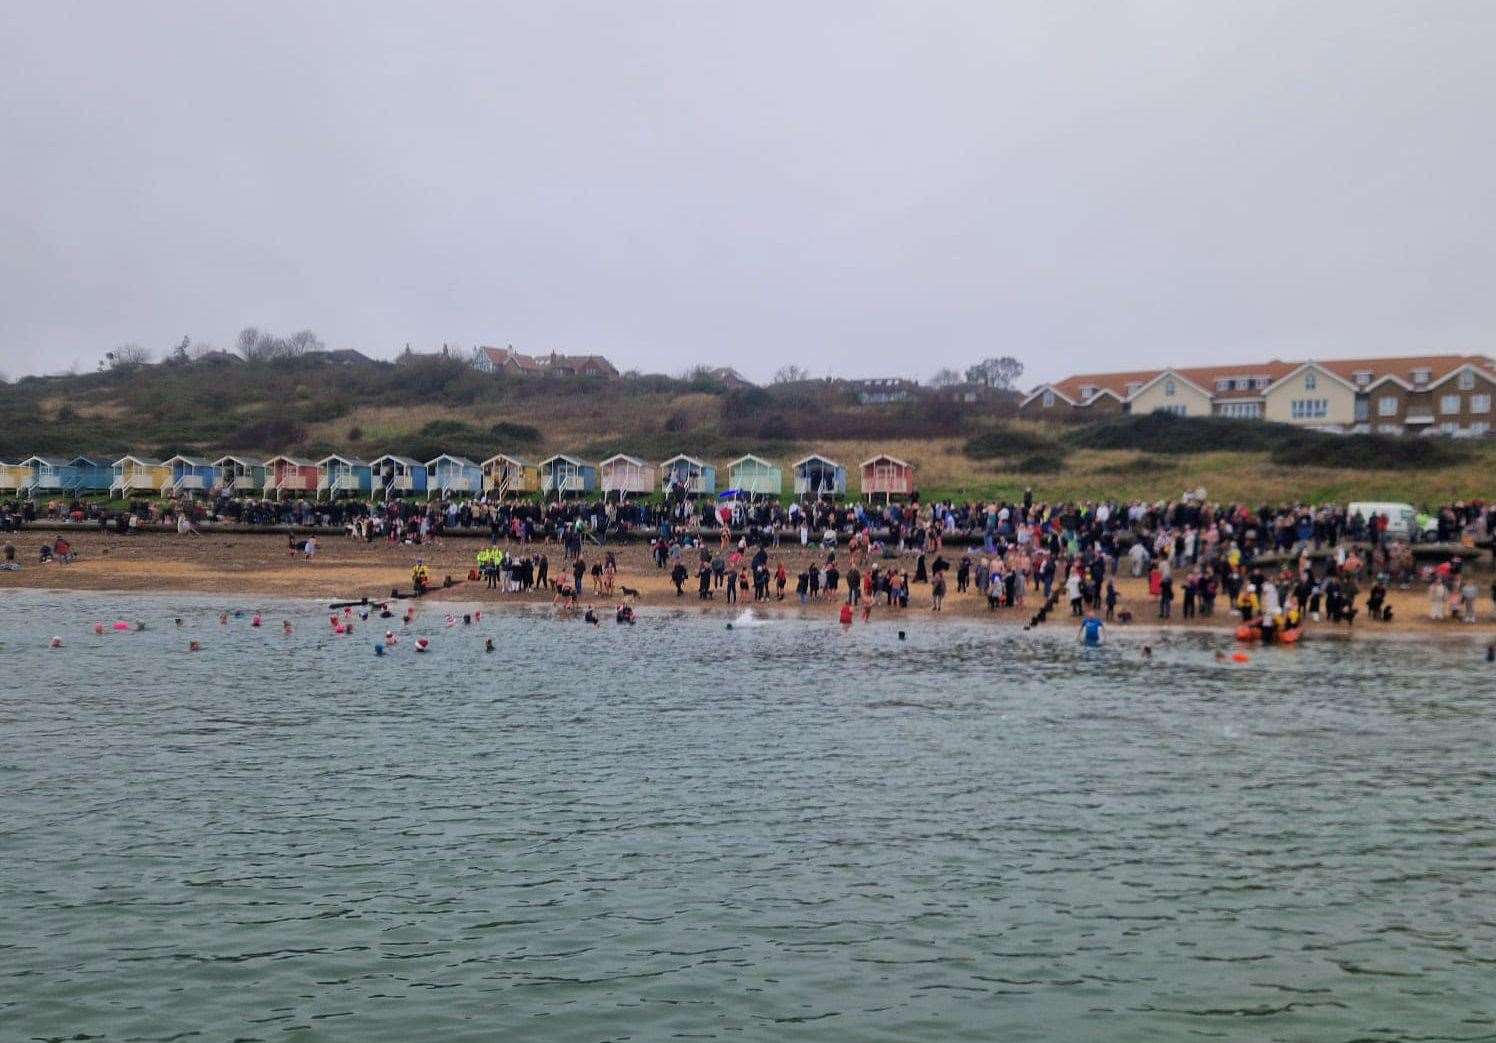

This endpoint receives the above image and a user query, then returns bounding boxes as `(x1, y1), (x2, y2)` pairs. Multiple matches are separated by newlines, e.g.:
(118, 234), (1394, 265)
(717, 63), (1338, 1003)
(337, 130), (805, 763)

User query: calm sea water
(2, 590), (1493, 1042)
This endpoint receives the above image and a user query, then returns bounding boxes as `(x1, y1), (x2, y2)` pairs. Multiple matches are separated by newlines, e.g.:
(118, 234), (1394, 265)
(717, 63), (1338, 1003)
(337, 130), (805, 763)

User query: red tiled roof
(1043, 353), (1494, 403)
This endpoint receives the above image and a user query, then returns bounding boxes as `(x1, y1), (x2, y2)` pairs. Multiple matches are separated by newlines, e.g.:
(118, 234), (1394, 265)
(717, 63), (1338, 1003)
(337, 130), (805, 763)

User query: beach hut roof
(860, 453), (910, 468)
(112, 454), (163, 467)
(541, 453), (585, 467)
(70, 454), (107, 467)
(165, 454), (210, 467)
(425, 453), (478, 469)
(660, 453), (707, 468)
(213, 454), (265, 467)
(266, 454), (314, 467)
(601, 453), (646, 466)
(370, 453), (423, 468)
(792, 453), (841, 469)
(22, 455), (69, 467)
(317, 453), (369, 466)
(481, 453), (528, 467)
(728, 453), (775, 468)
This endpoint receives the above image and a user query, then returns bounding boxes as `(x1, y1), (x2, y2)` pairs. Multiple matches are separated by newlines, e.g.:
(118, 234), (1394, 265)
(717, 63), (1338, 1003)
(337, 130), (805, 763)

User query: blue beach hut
(371, 454), (429, 497)
(317, 454), (373, 498)
(793, 454), (847, 499)
(660, 454), (716, 497)
(165, 454), (218, 496)
(539, 454), (598, 497)
(425, 454), (482, 498)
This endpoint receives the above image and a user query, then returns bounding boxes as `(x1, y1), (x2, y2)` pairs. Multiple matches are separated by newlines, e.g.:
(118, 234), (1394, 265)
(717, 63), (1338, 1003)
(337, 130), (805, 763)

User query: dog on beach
(620, 586), (641, 599)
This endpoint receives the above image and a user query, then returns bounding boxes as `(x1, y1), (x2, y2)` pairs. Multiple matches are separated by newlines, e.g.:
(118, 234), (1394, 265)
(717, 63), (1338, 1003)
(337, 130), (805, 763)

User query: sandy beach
(3, 527), (1491, 638)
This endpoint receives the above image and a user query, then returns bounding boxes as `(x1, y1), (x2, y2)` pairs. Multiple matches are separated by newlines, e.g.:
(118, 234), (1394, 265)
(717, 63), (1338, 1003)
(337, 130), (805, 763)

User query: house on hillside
(660, 454), (716, 497)
(264, 455), (319, 498)
(725, 454), (782, 498)
(474, 346), (619, 379)
(213, 455), (266, 494)
(793, 454), (846, 499)
(317, 455), (372, 499)
(110, 456), (171, 497)
(165, 455), (217, 497)
(702, 366), (754, 388)
(313, 349), (380, 366)
(850, 378), (919, 404)
(426, 455), (482, 498)
(600, 454), (655, 498)
(539, 454), (598, 496)
(370, 454), (428, 497)
(1019, 354), (1496, 436)
(481, 454), (540, 497)
(860, 455), (915, 501)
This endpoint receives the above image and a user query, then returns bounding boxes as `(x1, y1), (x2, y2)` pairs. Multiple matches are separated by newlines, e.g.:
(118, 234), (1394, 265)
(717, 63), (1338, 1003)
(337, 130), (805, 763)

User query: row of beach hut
(0, 451), (915, 501)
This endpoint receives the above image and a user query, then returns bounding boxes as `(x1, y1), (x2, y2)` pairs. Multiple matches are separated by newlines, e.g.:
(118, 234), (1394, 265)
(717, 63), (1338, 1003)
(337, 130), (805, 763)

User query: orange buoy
(1231, 651), (1249, 663)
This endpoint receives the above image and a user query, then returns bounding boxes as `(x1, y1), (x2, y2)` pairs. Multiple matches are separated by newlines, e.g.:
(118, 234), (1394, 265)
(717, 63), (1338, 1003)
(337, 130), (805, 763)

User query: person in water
(1079, 609), (1105, 646)
(584, 605), (599, 625)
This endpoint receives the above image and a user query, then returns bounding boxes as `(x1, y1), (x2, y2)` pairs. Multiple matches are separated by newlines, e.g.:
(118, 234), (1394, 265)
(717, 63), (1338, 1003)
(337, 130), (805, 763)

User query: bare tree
(929, 367), (964, 387)
(237, 325), (325, 360)
(772, 364), (810, 384)
(105, 344), (153, 369)
(965, 356), (1024, 390)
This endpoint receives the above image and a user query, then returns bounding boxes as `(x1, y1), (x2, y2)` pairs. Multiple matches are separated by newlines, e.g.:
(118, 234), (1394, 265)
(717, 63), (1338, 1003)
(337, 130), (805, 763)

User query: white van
(1347, 502), (1435, 542)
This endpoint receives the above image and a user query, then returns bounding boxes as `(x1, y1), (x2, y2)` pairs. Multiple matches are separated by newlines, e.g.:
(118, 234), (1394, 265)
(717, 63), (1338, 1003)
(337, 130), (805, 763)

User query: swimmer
(251, 614), (262, 628)
(1079, 610), (1104, 647)
(283, 621), (294, 635)
(135, 621), (147, 632)
(1487, 642), (1494, 663)
(1214, 650), (1227, 662)
(385, 630), (398, 646)
(374, 643), (386, 656)
(414, 638), (430, 653)
(218, 612), (229, 625)
(584, 606), (599, 625)
(462, 614), (472, 626)
(484, 638), (495, 653)
(359, 611), (369, 621)
(49, 636), (63, 648)
(93, 623), (104, 636)
(174, 617), (183, 628)
(189, 640), (201, 652)
(898, 630), (906, 641)
(1142, 645), (1153, 659)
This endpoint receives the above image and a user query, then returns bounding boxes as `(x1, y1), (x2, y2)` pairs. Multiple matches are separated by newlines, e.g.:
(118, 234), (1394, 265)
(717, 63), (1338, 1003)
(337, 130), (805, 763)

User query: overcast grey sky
(2, 2), (1493, 383)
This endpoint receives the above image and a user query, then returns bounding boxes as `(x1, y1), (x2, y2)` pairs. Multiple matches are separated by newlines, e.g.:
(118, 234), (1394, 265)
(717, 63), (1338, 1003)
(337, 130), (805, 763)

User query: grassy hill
(2, 357), (1493, 507)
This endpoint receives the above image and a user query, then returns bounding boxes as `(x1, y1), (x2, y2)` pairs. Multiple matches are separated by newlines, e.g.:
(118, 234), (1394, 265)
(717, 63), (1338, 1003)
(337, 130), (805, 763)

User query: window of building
(1411, 368), (1431, 385)
(1377, 423), (1403, 434)
(1155, 404), (1188, 416)
(1472, 394), (1491, 414)
(1354, 398), (1369, 421)
(1218, 401), (1262, 419)
(1440, 394), (1461, 415)
(1353, 370), (1372, 386)
(1440, 422), (1459, 435)
(1125, 381), (1143, 396)
(1215, 379), (1231, 392)
(1469, 422), (1489, 435)
(1164, 379), (1176, 397)
(1457, 369), (1475, 390)
(1290, 398), (1329, 420)
(1042, 391), (1055, 408)
(1304, 371), (1317, 390)
(1378, 395), (1399, 417)
(1079, 385), (1096, 400)
(1254, 377), (1270, 389)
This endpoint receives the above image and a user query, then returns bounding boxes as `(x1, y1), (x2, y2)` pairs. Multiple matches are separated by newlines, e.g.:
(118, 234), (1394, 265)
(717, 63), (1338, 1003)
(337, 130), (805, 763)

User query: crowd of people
(5, 488), (1494, 629)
